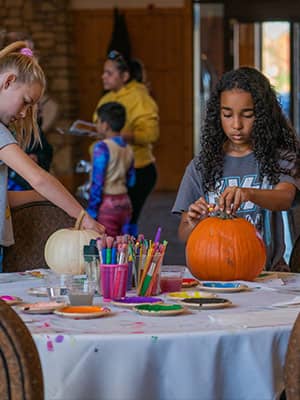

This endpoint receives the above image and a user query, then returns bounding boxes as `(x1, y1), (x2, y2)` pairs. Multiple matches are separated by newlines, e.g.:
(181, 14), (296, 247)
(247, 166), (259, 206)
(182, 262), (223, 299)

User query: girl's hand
(82, 213), (105, 234)
(217, 186), (249, 214)
(187, 197), (214, 226)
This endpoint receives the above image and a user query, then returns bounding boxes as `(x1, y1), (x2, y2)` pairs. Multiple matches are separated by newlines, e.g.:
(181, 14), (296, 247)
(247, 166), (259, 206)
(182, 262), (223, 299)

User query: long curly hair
(197, 66), (300, 192)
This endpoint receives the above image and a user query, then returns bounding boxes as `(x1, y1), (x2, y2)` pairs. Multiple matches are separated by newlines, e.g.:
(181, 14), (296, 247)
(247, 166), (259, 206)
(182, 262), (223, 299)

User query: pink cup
(100, 264), (128, 301)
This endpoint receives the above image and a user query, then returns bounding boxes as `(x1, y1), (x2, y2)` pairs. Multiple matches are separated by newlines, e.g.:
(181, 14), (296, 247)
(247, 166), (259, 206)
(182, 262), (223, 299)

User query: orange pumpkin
(186, 215), (266, 281)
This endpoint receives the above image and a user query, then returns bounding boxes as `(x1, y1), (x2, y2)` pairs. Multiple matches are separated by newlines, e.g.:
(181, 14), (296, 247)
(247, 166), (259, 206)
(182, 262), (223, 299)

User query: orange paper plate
(54, 305), (111, 319)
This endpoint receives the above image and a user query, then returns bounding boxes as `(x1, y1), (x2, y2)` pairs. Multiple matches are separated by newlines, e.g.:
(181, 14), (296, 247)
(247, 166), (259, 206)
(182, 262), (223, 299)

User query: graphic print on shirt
(207, 174), (263, 232)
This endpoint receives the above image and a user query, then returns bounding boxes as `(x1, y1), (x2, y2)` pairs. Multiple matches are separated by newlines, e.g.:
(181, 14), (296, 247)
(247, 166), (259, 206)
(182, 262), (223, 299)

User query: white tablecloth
(1, 271), (300, 400)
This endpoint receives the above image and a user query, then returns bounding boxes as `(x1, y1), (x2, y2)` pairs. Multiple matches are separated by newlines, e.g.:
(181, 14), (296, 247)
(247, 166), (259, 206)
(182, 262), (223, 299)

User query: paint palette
(181, 278), (199, 288)
(198, 282), (249, 293)
(134, 303), (186, 316)
(166, 291), (216, 300)
(0, 295), (23, 305)
(20, 301), (65, 314)
(111, 296), (164, 308)
(54, 305), (111, 319)
(179, 297), (232, 310)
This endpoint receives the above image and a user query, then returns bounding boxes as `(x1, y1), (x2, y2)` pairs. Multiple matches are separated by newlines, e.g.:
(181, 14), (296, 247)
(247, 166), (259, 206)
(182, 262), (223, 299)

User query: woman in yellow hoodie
(93, 51), (159, 236)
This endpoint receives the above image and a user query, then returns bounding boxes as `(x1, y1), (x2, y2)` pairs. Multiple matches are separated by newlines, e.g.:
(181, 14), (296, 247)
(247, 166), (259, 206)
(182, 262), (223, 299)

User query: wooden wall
(72, 3), (193, 191)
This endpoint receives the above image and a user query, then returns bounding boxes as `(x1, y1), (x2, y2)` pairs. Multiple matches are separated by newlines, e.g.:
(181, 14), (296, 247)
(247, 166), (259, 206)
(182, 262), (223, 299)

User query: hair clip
(20, 47), (33, 57)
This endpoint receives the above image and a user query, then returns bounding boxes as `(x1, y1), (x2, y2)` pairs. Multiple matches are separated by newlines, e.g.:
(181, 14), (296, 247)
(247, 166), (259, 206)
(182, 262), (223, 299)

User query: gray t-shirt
(0, 122), (17, 246)
(172, 152), (300, 269)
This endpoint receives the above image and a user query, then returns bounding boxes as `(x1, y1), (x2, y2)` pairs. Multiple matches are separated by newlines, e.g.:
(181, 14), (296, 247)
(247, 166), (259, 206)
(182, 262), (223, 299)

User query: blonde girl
(0, 41), (104, 261)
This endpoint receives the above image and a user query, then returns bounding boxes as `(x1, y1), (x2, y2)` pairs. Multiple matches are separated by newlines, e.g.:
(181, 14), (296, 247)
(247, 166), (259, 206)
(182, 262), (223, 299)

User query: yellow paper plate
(166, 291), (216, 300)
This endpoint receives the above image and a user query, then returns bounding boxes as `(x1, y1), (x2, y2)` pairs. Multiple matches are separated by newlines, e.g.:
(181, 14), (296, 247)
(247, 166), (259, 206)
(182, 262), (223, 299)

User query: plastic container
(66, 278), (96, 306)
(100, 264), (128, 301)
(84, 242), (101, 294)
(160, 265), (185, 293)
(45, 272), (68, 302)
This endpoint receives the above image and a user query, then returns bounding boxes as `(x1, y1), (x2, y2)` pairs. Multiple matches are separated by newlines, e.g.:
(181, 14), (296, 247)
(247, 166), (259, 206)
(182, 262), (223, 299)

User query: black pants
(128, 163), (157, 225)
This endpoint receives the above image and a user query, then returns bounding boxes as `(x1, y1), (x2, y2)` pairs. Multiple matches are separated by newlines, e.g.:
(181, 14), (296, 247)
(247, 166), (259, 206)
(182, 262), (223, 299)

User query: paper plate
(27, 287), (48, 297)
(179, 297), (232, 309)
(166, 291), (216, 300)
(199, 282), (249, 293)
(54, 305), (111, 319)
(0, 295), (23, 305)
(181, 278), (199, 288)
(20, 301), (65, 314)
(134, 303), (186, 316)
(111, 296), (164, 308)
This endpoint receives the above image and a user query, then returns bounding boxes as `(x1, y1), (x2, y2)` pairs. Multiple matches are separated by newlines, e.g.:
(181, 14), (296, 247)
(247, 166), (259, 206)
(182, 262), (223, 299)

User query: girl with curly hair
(172, 66), (300, 270)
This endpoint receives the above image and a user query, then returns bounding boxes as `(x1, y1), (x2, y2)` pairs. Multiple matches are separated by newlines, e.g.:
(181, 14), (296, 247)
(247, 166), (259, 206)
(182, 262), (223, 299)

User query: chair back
(284, 312), (300, 400)
(3, 201), (75, 272)
(289, 235), (300, 273)
(0, 299), (44, 399)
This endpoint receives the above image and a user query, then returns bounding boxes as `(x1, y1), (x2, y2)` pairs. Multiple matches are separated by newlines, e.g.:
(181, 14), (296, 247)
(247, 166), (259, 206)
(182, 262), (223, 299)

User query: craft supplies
(20, 301), (65, 314)
(83, 240), (101, 294)
(179, 298), (232, 309)
(182, 278), (199, 288)
(66, 278), (96, 306)
(198, 282), (249, 293)
(83, 229), (168, 298)
(160, 265), (185, 293)
(111, 296), (163, 308)
(45, 272), (68, 302)
(100, 264), (128, 301)
(0, 295), (23, 305)
(54, 305), (111, 319)
(134, 303), (186, 316)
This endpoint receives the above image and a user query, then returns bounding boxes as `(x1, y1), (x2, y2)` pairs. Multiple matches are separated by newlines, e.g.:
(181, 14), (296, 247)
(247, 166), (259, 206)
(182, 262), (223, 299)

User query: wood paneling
(72, 3), (193, 191)
(239, 24), (255, 67)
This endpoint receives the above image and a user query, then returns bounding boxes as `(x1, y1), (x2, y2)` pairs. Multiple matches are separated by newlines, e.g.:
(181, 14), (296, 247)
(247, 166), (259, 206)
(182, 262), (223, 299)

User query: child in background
(87, 102), (135, 236)
(172, 66), (300, 271)
(93, 50), (159, 237)
(0, 40), (104, 269)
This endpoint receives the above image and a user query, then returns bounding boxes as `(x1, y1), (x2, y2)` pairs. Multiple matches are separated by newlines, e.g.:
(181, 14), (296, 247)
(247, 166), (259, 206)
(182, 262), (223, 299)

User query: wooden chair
(284, 312), (300, 400)
(289, 235), (300, 273)
(3, 201), (75, 272)
(0, 299), (44, 400)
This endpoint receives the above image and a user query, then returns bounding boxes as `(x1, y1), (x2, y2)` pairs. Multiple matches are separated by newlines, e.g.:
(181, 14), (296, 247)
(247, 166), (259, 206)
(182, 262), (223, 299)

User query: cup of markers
(95, 228), (168, 298)
(100, 263), (128, 301)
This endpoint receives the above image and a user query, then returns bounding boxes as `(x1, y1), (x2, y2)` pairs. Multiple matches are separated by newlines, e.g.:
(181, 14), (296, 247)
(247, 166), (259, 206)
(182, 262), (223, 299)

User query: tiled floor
(138, 191), (186, 266)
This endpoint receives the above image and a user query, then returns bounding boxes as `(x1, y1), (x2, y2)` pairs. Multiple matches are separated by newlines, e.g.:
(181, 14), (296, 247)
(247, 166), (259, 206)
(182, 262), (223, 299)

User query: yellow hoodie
(93, 80), (159, 169)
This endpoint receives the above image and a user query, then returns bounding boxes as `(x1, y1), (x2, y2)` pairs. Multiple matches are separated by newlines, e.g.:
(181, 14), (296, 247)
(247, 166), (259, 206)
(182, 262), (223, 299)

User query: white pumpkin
(44, 210), (99, 275)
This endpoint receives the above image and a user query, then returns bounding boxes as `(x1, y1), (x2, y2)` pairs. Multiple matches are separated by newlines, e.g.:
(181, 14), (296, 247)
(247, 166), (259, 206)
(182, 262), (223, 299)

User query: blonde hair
(0, 41), (46, 148)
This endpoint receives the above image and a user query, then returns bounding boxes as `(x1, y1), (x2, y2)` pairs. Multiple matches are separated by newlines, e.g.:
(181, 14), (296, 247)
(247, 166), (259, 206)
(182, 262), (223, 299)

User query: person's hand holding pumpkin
(81, 212), (105, 234)
(217, 186), (250, 215)
(187, 197), (214, 227)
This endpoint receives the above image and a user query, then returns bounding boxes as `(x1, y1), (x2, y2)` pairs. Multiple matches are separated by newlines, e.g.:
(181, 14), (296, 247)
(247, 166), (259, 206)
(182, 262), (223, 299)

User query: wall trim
(71, 0), (184, 9)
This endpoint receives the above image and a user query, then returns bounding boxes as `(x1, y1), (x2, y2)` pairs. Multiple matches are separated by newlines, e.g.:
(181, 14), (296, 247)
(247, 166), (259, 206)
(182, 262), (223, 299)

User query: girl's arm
(8, 190), (45, 207)
(218, 182), (296, 214)
(1, 144), (105, 233)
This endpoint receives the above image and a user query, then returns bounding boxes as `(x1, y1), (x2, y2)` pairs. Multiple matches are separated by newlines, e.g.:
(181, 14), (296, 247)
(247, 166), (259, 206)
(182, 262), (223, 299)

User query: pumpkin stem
(211, 210), (237, 220)
(75, 209), (86, 230)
